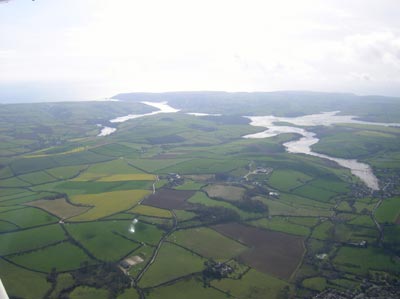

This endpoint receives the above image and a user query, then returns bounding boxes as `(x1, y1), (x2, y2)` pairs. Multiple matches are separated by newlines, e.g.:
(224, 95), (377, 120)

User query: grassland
(0, 224), (66, 255)
(49, 273), (75, 299)
(0, 258), (51, 299)
(174, 180), (205, 190)
(302, 277), (327, 291)
(96, 174), (155, 181)
(333, 246), (400, 275)
(118, 288), (140, 299)
(188, 192), (261, 219)
(211, 269), (290, 299)
(27, 197), (90, 219)
(204, 184), (245, 201)
(147, 277), (224, 299)
(9, 242), (95, 272)
(0, 206), (58, 228)
(46, 165), (88, 179)
(66, 220), (163, 261)
(248, 217), (311, 237)
(69, 286), (109, 299)
(139, 242), (205, 287)
(375, 197), (400, 224)
(268, 169), (313, 191)
(1, 97), (400, 298)
(127, 158), (192, 173)
(169, 227), (248, 259)
(69, 189), (150, 221)
(129, 204), (172, 218)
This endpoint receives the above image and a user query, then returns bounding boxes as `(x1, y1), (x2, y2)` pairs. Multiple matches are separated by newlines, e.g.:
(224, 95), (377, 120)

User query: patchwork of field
(142, 189), (195, 210)
(168, 227), (248, 259)
(204, 184), (245, 201)
(139, 242), (205, 287)
(69, 189), (150, 221)
(66, 220), (163, 261)
(147, 277), (225, 299)
(268, 169), (313, 192)
(333, 246), (400, 275)
(0, 224), (66, 256)
(247, 217), (311, 237)
(213, 223), (305, 279)
(375, 196), (400, 224)
(26, 197), (90, 219)
(8, 241), (96, 272)
(1, 99), (400, 298)
(211, 269), (290, 299)
(129, 204), (172, 218)
(0, 259), (51, 299)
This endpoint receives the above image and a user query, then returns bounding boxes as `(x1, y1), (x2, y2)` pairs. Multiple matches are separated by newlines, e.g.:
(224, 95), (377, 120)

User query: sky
(1, 0), (400, 102)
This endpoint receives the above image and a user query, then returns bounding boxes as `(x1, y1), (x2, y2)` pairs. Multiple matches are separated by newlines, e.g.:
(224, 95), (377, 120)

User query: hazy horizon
(1, 0), (400, 101)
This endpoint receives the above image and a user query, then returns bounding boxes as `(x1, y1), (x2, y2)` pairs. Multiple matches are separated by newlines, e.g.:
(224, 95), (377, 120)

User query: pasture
(212, 269), (290, 299)
(247, 217), (311, 237)
(129, 204), (172, 218)
(169, 227), (248, 259)
(204, 184), (245, 201)
(27, 197), (90, 219)
(333, 246), (400, 275)
(69, 286), (109, 299)
(0, 259), (51, 299)
(147, 277), (224, 299)
(139, 242), (205, 287)
(0, 206), (58, 228)
(9, 242), (95, 272)
(268, 169), (312, 191)
(66, 220), (163, 261)
(0, 224), (66, 256)
(375, 197), (400, 224)
(70, 189), (150, 221)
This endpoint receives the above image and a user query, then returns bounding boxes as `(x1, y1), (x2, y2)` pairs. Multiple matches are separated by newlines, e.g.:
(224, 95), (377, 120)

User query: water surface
(243, 111), (400, 190)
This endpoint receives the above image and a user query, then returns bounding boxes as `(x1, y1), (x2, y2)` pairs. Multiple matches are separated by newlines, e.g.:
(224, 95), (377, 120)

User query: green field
(0, 206), (58, 228)
(69, 286), (109, 299)
(1, 96), (400, 298)
(268, 169), (312, 191)
(187, 192), (261, 219)
(49, 273), (75, 299)
(9, 242), (95, 272)
(129, 204), (172, 218)
(211, 269), (290, 299)
(66, 220), (163, 261)
(147, 277), (224, 299)
(248, 217), (311, 237)
(70, 189), (150, 221)
(0, 224), (66, 255)
(139, 242), (205, 287)
(0, 259), (51, 299)
(302, 277), (327, 291)
(333, 246), (400, 275)
(375, 197), (400, 224)
(169, 227), (248, 259)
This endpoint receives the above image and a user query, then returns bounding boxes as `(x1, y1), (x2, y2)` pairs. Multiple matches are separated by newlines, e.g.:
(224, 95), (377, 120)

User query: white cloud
(1, 0), (400, 100)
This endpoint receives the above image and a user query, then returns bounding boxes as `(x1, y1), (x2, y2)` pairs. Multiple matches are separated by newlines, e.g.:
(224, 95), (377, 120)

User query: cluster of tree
(215, 172), (233, 181)
(202, 259), (233, 286)
(232, 198), (268, 213)
(42, 193), (67, 201)
(70, 262), (130, 298)
(194, 206), (240, 224)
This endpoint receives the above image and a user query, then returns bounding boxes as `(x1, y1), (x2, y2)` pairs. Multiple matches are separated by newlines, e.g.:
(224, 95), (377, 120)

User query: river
(243, 111), (400, 190)
(97, 101), (180, 136)
(98, 103), (399, 190)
